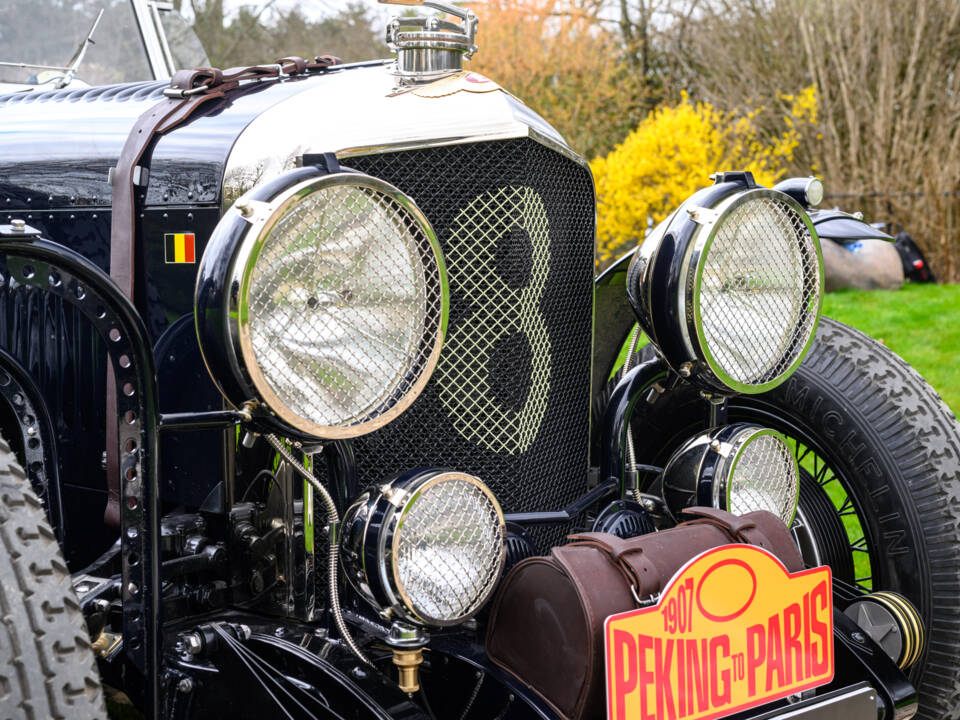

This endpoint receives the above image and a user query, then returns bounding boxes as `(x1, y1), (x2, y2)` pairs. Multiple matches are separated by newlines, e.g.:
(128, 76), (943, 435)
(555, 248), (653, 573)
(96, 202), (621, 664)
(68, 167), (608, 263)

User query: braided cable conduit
(265, 434), (373, 666)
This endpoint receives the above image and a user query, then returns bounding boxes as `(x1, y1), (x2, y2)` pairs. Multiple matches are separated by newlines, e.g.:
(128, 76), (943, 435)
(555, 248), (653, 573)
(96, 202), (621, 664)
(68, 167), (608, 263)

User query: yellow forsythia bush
(592, 88), (818, 268)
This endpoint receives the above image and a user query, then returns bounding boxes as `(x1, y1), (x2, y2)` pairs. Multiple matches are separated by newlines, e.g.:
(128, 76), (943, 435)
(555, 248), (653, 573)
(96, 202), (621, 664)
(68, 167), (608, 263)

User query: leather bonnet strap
(103, 56), (340, 526)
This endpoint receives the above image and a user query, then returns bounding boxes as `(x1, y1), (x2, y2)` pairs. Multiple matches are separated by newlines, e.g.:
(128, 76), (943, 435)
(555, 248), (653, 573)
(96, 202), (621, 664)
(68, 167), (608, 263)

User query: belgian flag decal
(164, 233), (196, 264)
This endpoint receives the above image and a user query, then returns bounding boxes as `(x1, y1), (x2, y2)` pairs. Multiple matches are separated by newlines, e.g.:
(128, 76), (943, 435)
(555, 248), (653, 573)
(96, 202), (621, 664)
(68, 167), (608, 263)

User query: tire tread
(0, 437), (104, 719)
(780, 318), (960, 719)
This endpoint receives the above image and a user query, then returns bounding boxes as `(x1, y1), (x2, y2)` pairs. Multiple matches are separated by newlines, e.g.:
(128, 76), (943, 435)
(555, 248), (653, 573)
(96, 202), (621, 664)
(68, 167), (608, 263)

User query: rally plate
(605, 545), (834, 720)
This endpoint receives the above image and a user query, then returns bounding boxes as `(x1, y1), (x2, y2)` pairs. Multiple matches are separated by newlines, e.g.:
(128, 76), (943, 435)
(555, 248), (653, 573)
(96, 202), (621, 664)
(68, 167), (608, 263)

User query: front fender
(592, 250), (639, 455)
(592, 250), (638, 401)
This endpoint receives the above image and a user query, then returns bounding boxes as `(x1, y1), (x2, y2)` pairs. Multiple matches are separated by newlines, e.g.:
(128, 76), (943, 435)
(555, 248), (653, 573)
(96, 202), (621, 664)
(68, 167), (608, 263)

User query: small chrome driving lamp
(340, 469), (506, 627)
(342, 468), (506, 693)
(661, 424), (800, 526)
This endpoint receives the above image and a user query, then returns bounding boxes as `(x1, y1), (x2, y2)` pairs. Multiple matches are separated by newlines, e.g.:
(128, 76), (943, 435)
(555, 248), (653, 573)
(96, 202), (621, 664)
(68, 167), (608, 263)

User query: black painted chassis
(0, 226), (916, 720)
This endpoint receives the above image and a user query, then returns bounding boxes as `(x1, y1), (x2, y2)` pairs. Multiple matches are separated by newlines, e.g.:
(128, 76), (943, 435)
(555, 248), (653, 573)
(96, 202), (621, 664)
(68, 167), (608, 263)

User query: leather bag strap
(103, 55), (341, 525)
(679, 506), (771, 544)
(565, 531), (656, 602)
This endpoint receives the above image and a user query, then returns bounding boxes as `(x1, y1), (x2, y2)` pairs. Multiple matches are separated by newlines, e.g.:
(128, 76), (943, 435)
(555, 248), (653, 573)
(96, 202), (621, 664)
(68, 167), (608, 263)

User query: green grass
(822, 283), (960, 415)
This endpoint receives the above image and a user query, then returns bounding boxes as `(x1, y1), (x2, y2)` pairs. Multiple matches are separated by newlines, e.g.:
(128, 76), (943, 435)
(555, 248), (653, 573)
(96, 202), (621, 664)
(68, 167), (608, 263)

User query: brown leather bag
(485, 508), (803, 720)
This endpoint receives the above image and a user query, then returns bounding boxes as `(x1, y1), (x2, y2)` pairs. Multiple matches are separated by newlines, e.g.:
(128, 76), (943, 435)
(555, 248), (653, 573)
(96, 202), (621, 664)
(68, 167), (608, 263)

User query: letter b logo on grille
(437, 186), (551, 455)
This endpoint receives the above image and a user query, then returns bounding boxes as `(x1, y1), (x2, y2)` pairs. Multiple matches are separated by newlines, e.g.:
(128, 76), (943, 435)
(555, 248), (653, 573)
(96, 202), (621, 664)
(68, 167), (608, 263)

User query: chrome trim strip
(750, 684), (878, 720)
(336, 126), (587, 170)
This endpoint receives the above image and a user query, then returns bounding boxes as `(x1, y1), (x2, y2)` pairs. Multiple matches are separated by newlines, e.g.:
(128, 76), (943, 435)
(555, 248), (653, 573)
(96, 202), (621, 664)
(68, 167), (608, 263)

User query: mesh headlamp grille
(393, 473), (505, 624)
(692, 192), (822, 392)
(238, 176), (446, 437)
(725, 429), (799, 525)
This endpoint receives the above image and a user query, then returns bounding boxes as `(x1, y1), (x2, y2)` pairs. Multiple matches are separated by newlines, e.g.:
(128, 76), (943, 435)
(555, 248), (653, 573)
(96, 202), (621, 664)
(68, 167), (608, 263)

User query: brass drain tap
(392, 647), (424, 694)
(386, 621), (427, 695)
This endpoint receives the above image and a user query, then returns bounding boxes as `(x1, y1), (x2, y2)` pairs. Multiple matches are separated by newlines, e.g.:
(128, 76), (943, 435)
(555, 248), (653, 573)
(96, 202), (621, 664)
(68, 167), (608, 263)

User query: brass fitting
(91, 630), (122, 658)
(392, 647), (423, 694)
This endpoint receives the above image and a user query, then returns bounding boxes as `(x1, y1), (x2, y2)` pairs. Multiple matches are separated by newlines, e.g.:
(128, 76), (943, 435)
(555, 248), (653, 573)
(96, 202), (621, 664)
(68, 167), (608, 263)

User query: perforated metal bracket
(0, 235), (161, 719)
(685, 205), (722, 225)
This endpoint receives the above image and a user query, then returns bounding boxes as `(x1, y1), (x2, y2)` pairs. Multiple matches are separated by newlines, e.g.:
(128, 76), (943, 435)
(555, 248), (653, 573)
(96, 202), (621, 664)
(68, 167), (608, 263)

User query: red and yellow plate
(605, 545), (833, 720)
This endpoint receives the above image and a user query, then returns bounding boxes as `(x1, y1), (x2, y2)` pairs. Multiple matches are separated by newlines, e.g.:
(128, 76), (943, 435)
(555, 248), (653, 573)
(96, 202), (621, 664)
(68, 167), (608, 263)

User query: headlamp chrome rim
(216, 171), (448, 439)
(661, 423), (800, 527)
(628, 180), (824, 396)
(341, 468), (507, 628)
(713, 426), (800, 526)
(390, 471), (506, 626)
(683, 188), (824, 394)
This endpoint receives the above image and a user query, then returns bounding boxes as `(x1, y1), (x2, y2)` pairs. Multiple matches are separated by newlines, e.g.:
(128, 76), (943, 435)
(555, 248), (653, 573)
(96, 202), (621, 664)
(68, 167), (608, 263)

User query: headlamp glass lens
(728, 430), (799, 525)
(394, 474), (505, 624)
(243, 179), (445, 435)
(698, 196), (821, 388)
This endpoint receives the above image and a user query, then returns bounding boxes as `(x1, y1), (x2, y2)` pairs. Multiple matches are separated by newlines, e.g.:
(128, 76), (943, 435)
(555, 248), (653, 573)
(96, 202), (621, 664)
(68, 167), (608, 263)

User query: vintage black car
(1, 2), (959, 719)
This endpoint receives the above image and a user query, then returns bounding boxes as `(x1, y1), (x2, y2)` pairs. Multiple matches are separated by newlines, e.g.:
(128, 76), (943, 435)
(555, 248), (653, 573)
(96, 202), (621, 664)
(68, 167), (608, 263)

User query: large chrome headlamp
(661, 424), (800, 525)
(628, 173), (823, 394)
(196, 168), (448, 438)
(341, 469), (506, 627)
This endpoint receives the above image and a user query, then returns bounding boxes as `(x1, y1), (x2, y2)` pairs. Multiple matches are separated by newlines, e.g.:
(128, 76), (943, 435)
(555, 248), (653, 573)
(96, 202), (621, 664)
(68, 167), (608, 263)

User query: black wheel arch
(0, 346), (64, 543)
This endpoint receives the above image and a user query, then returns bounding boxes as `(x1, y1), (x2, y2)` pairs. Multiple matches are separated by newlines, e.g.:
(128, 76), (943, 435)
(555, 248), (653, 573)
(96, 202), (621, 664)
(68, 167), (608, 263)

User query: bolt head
(183, 633), (203, 654)
(177, 678), (194, 694)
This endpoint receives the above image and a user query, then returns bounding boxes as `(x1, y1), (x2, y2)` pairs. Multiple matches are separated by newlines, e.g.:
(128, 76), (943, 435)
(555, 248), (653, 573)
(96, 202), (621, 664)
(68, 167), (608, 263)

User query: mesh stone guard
(692, 194), (821, 388)
(346, 139), (596, 553)
(0, 230), (161, 718)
